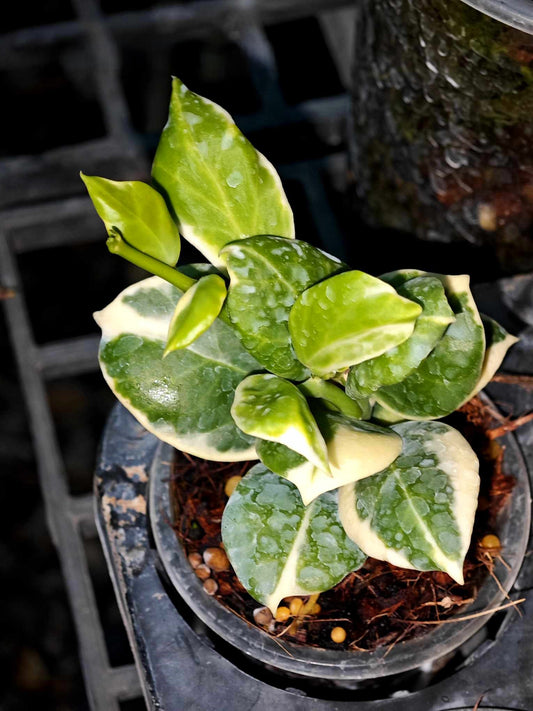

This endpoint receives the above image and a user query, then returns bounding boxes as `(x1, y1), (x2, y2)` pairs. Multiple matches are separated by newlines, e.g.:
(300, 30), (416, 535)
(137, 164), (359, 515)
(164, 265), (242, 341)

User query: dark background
(0, 1), (508, 709)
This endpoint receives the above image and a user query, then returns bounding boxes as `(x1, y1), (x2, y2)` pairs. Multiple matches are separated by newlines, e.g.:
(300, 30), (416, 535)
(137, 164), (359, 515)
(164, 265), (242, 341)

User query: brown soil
(169, 396), (515, 652)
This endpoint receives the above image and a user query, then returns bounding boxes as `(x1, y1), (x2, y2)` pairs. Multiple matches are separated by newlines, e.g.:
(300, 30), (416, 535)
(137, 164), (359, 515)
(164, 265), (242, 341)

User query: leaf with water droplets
(222, 465), (366, 612)
(95, 275), (260, 460)
(374, 272), (485, 420)
(231, 374), (330, 473)
(347, 276), (455, 398)
(338, 421), (479, 583)
(256, 409), (402, 505)
(164, 274), (227, 355)
(289, 271), (422, 377)
(152, 78), (294, 267)
(221, 236), (343, 379)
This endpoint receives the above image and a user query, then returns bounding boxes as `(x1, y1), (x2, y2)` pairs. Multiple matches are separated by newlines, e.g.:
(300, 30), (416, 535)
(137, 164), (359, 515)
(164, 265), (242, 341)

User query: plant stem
(107, 234), (196, 292)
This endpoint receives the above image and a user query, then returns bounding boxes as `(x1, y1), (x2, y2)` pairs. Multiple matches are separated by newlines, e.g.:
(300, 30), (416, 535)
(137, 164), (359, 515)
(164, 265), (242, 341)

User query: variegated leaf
(222, 465), (366, 612)
(470, 315), (518, 397)
(231, 374), (329, 473)
(347, 276), (455, 398)
(338, 421), (480, 584)
(152, 78), (294, 267)
(371, 314), (515, 424)
(375, 272), (485, 420)
(95, 276), (260, 460)
(256, 410), (402, 505)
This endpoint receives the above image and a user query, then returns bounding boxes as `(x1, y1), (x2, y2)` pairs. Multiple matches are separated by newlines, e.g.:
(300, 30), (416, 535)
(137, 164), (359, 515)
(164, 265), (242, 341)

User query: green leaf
(222, 465), (366, 612)
(231, 374), (330, 473)
(288, 271), (422, 377)
(81, 174), (180, 266)
(298, 377), (366, 419)
(469, 315), (518, 397)
(370, 402), (405, 425)
(95, 276), (261, 460)
(152, 77), (294, 267)
(257, 409), (402, 505)
(221, 236), (343, 380)
(375, 273), (485, 420)
(347, 276), (455, 398)
(338, 421), (480, 583)
(164, 274), (227, 355)
(256, 440), (308, 479)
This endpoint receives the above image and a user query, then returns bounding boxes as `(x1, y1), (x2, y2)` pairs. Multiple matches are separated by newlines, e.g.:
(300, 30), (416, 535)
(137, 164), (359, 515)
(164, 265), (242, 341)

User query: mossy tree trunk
(351, 0), (533, 272)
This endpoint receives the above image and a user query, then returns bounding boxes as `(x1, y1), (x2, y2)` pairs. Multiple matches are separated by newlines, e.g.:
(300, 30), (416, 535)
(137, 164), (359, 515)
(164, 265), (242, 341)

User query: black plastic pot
(149, 393), (531, 682)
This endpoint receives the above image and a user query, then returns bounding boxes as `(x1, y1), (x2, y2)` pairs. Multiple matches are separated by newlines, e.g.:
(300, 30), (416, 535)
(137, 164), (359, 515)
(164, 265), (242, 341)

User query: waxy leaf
(289, 271), (422, 377)
(375, 273), (485, 420)
(221, 236), (343, 380)
(347, 276), (455, 398)
(339, 421), (480, 583)
(469, 315), (518, 397)
(222, 465), (366, 612)
(95, 276), (260, 460)
(257, 410), (402, 505)
(164, 274), (227, 356)
(370, 402), (405, 425)
(81, 174), (180, 266)
(298, 377), (366, 420)
(152, 78), (294, 267)
(231, 374), (329, 473)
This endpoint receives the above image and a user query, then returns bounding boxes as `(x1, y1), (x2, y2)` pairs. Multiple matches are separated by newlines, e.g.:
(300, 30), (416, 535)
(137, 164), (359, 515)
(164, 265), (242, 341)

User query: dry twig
(488, 411), (533, 439)
(404, 598), (524, 624)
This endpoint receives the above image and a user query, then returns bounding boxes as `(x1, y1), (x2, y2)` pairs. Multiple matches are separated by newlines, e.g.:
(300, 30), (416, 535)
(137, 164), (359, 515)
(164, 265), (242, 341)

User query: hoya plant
(84, 77), (517, 616)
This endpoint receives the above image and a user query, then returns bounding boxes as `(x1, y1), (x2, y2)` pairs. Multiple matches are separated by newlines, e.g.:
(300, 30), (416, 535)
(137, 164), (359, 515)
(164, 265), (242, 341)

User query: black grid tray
(0, 1), (359, 707)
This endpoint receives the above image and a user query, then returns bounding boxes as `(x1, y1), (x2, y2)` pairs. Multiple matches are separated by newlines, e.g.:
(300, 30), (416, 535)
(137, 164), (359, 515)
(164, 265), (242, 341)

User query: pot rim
(149, 394), (531, 680)
(461, 0), (533, 34)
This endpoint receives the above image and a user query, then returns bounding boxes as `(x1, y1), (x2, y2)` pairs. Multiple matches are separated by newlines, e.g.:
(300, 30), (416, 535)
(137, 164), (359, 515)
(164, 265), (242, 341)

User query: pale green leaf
(338, 421), (480, 583)
(288, 271), (422, 377)
(152, 77), (294, 267)
(95, 276), (260, 460)
(375, 273), (485, 420)
(81, 174), (180, 266)
(222, 465), (366, 612)
(346, 276), (455, 398)
(164, 274), (227, 355)
(231, 374), (329, 473)
(257, 409), (402, 505)
(221, 236), (343, 380)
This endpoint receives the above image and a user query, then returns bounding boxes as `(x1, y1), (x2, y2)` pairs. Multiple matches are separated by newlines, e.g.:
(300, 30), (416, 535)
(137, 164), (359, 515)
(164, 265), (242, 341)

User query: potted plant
(83, 77), (525, 676)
